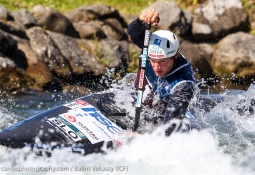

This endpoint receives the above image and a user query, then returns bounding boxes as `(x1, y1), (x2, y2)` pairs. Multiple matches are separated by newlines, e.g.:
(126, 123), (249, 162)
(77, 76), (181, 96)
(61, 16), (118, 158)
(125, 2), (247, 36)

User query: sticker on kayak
(64, 114), (76, 122)
(47, 116), (87, 142)
(47, 102), (122, 144)
(63, 99), (88, 109)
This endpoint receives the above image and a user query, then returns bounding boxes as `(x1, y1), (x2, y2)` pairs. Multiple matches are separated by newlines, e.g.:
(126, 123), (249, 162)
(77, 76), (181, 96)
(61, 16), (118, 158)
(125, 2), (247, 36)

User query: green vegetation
(0, 0), (156, 14)
(177, 0), (255, 14)
(241, 0), (255, 35)
(241, 0), (255, 13)
(176, 0), (207, 11)
(1, 0), (254, 18)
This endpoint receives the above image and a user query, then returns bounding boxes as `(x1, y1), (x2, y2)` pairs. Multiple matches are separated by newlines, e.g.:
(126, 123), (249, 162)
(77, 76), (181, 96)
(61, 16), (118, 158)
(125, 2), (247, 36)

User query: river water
(0, 73), (255, 175)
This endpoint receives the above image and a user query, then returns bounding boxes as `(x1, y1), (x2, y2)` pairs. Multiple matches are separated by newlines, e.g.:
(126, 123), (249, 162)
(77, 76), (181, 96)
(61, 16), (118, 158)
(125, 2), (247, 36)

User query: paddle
(133, 23), (151, 131)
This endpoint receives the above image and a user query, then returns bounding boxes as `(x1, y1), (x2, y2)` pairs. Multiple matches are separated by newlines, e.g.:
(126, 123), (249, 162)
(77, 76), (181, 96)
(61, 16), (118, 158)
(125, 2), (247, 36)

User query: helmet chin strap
(172, 51), (179, 68)
(174, 49), (179, 59)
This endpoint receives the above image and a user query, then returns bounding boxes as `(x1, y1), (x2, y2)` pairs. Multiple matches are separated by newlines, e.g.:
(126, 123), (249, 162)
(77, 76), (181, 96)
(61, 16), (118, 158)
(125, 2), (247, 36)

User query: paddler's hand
(139, 9), (160, 26)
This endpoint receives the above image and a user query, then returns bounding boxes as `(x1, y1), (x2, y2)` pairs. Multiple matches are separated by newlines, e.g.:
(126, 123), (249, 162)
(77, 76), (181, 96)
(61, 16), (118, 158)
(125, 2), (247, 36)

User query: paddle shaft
(133, 24), (151, 131)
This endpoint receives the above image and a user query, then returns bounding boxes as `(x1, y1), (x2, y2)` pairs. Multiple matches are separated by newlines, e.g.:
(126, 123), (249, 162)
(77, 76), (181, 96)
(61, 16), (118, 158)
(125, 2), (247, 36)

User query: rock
(0, 31), (18, 57)
(0, 20), (28, 39)
(0, 56), (15, 68)
(17, 40), (55, 88)
(31, 5), (79, 38)
(10, 9), (38, 28)
(73, 18), (127, 40)
(251, 14), (255, 31)
(0, 67), (35, 92)
(0, 2), (254, 93)
(143, 1), (192, 36)
(96, 39), (129, 69)
(211, 32), (255, 82)
(76, 38), (130, 74)
(121, 14), (139, 26)
(102, 18), (128, 40)
(26, 26), (73, 78)
(73, 20), (106, 39)
(179, 38), (215, 79)
(47, 30), (106, 76)
(62, 85), (90, 94)
(64, 4), (127, 27)
(192, 0), (249, 41)
(0, 5), (8, 21)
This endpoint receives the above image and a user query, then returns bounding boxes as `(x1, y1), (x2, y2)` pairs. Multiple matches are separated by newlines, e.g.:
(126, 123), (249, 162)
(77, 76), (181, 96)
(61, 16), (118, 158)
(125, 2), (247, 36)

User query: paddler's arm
(164, 81), (195, 135)
(127, 9), (160, 49)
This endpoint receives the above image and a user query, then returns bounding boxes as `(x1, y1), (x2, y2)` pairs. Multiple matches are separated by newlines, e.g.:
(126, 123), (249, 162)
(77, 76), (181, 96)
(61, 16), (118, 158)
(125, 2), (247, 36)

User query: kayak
(0, 92), (129, 155)
(0, 92), (223, 156)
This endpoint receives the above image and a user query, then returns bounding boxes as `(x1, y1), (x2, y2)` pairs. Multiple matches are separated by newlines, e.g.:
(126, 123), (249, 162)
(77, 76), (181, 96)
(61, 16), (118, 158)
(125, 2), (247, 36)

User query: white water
(0, 74), (255, 175)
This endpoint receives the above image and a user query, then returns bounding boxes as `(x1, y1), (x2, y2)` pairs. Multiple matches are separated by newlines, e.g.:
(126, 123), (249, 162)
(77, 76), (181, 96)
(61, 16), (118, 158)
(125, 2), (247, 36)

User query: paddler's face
(150, 53), (178, 77)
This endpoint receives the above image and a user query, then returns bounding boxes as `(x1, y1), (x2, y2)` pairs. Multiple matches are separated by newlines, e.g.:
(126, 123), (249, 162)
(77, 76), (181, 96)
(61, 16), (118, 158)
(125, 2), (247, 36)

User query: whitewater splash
(0, 74), (255, 175)
(0, 129), (253, 175)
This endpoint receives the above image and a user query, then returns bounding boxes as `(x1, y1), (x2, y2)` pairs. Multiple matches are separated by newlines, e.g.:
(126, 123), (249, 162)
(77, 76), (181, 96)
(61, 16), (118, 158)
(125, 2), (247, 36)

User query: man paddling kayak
(127, 9), (196, 135)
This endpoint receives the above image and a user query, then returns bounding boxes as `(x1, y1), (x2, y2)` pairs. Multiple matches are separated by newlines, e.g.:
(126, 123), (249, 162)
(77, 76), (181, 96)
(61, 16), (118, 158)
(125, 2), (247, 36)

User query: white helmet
(148, 30), (179, 59)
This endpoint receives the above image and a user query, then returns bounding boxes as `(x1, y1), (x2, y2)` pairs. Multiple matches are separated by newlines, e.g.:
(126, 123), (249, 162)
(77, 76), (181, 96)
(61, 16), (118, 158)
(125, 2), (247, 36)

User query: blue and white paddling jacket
(127, 18), (196, 123)
(144, 53), (195, 101)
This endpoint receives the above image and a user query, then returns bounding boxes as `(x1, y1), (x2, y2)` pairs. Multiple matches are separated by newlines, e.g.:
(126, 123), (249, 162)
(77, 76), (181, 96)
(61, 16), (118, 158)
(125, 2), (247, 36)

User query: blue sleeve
(164, 81), (195, 135)
(164, 81), (195, 122)
(127, 18), (147, 49)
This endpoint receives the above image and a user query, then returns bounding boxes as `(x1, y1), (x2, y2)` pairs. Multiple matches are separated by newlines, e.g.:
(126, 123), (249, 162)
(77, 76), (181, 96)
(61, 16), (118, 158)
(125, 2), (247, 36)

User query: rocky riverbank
(0, 0), (254, 94)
